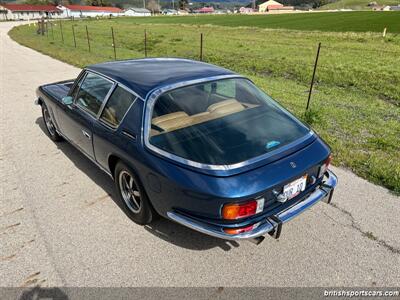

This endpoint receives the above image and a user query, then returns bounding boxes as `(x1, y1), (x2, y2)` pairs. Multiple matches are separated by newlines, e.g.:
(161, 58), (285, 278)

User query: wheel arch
(108, 154), (159, 217)
(108, 154), (121, 178)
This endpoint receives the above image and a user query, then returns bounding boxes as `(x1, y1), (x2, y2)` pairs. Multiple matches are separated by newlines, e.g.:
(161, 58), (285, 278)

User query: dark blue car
(35, 58), (337, 243)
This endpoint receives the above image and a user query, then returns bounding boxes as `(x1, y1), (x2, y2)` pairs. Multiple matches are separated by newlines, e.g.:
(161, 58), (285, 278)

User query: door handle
(82, 130), (91, 140)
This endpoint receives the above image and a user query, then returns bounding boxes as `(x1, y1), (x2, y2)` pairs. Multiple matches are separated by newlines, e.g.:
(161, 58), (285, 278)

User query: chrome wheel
(119, 170), (141, 213)
(43, 106), (56, 136)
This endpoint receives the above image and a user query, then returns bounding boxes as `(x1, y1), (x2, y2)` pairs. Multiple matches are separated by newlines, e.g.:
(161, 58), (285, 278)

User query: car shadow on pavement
(36, 117), (242, 251)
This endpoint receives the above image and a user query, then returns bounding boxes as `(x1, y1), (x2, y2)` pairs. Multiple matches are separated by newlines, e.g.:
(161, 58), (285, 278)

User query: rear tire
(41, 103), (62, 142)
(114, 161), (156, 225)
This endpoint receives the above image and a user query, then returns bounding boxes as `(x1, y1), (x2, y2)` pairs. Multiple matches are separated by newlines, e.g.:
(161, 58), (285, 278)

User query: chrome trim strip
(143, 75), (315, 171)
(167, 169), (338, 240)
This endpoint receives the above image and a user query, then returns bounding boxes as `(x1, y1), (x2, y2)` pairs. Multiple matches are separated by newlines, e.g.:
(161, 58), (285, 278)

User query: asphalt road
(1, 21), (399, 288)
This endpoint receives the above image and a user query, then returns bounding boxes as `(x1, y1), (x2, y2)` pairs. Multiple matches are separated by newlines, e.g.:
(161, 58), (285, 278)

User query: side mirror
(61, 96), (73, 106)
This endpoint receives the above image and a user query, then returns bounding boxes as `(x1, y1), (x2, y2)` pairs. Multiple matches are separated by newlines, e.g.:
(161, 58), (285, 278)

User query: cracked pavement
(1, 21), (399, 287)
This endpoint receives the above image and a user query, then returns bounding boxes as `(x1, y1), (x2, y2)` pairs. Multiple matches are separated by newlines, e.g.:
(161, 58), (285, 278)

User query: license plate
(283, 175), (307, 200)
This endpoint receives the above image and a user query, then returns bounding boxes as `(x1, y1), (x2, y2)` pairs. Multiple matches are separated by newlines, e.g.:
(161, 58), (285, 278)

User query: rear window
(148, 78), (310, 165)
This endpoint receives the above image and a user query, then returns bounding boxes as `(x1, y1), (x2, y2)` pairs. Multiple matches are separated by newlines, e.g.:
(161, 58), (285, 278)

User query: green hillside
(320, 0), (399, 10)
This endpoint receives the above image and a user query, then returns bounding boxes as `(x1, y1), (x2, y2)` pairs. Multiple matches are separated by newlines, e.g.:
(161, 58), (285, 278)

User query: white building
(0, 4), (62, 21)
(57, 5), (123, 18)
(124, 8), (151, 16)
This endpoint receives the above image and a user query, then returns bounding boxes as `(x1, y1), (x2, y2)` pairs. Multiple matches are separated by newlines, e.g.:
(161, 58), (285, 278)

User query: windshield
(148, 78), (310, 166)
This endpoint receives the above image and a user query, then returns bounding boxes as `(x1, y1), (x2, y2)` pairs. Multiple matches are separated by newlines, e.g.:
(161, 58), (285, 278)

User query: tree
(147, 0), (160, 13)
(84, 0), (111, 6)
(179, 0), (188, 10)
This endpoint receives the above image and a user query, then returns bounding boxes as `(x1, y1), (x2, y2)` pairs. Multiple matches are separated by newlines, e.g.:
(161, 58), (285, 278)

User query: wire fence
(33, 18), (400, 111)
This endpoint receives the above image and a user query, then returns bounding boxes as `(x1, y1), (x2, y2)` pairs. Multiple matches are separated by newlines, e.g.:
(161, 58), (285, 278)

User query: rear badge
(290, 162), (297, 168)
(266, 140), (280, 149)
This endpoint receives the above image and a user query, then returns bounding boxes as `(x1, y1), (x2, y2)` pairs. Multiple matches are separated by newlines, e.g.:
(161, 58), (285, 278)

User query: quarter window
(100, 86), (136, 127)
(75, 73), (113, 116)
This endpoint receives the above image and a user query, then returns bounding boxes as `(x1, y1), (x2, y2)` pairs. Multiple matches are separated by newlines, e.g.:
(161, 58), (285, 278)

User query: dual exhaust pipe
(248, 188), (335, 245)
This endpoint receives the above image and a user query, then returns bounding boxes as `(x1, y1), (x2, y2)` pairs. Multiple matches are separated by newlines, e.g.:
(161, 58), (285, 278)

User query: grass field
(320, 0), (400, 10)
(9, 15), (400, 193)
(113, 12), (400, 33)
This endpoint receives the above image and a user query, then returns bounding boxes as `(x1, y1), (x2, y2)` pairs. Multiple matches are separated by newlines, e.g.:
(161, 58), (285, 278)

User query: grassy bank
(9, 18), (400, 193)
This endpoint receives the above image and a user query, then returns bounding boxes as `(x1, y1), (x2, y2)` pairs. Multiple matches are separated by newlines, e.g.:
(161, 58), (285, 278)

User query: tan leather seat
(207, 99), (245, 116)
(151, 100), (246, 135)
(152, 111), (192, 132)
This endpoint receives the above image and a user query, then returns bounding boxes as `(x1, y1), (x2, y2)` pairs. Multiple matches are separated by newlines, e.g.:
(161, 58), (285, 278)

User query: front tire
(41, 103), (62, 142)
(114, 161), (155, 225)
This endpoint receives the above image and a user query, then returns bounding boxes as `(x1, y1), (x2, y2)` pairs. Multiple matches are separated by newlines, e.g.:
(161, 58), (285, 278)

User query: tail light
(222, 198), (264, 220)
(224, 224), (254, 235)
(319, 154), (332, 178)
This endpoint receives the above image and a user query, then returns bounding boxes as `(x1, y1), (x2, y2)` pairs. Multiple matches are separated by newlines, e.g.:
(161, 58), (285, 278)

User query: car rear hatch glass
(149, 78), (310, 166)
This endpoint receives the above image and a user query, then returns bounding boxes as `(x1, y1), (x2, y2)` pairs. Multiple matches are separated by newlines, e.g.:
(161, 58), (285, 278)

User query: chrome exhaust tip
(248, 236), (265, 245)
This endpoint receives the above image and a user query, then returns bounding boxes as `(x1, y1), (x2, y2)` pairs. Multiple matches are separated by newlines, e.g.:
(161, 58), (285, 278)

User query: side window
(216, 80), (236, 98)
(75, 73), (113, 116)
(100, 86), (136, 127)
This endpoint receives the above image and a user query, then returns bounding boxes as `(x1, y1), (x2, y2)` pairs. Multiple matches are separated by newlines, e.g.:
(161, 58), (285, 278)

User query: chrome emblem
(290, 162), (297, 168)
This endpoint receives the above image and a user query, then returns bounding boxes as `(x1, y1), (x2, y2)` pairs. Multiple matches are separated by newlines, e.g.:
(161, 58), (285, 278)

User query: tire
(114, 161), (156, 225)
(41, 103), (62, 142)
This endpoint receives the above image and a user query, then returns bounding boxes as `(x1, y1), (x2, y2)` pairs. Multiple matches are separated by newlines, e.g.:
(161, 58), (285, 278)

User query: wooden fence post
(111, 26), (116, 60)
(200, 33), (203, 61)
(85, 25), (91, 52)
(41, 18), (45, 36)
(144, 29), (147, 58)
(50, 21), (54, 40)
(306, 42), (321, 112)
(72, 25), (76, 48)
(59, 20), (64, 43)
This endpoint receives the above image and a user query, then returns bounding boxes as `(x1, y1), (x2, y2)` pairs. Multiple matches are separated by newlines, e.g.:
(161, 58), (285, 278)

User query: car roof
(86, 58), (237, 99)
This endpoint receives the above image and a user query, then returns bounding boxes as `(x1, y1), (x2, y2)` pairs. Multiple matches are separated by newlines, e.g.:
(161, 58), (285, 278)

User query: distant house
(388, 5), (400, 10)
(194, 7), (215, 13)
(258, 0), (293, 12)
(239, 7), (255, 13)
(215, 9), (232, 14)
(57, 5), (123, 18)
(162, 9), (178, 15)
(0, 4), (62, 20)
(124, 8), (151, 16)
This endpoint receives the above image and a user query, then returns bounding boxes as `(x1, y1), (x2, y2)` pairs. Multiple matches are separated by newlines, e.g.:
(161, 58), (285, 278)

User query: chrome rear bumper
(167, 169), (338, 240)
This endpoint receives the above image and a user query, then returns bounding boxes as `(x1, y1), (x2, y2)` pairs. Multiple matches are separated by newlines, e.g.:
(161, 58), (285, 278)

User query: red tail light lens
(224, 224), (254, 235)
(325, 154), (332, 168)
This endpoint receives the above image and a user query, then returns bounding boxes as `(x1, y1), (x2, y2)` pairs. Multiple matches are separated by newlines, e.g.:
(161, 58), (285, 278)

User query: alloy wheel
(43, 107), (56, 136)
(119, 170), (141, 213)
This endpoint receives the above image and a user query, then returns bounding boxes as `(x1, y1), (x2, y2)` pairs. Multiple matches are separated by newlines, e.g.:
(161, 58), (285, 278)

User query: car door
(56, 71), (114, 159)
